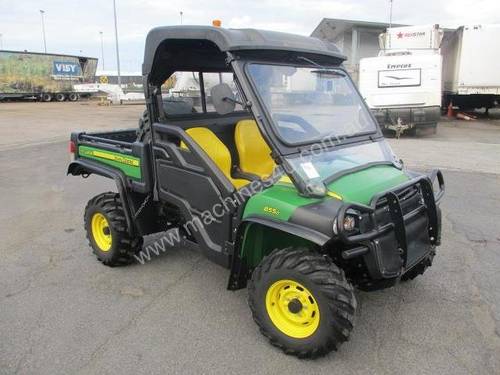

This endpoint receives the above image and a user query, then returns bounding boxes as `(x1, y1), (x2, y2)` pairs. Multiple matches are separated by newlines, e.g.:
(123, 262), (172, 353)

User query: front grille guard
(337, 169), (444, 269)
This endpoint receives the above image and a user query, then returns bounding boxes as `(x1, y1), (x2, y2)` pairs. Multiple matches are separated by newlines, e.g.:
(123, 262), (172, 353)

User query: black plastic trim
(242, 215), (331, 246)
(67, 159), (136, 236)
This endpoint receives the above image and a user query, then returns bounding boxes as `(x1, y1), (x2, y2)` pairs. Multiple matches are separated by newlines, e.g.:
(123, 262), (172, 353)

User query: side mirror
(211, 83), (236, 115)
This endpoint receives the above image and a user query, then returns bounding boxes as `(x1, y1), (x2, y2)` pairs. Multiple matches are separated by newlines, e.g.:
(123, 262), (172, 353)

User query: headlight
(343, 215), (356, 232)
(333, 210), (360, 235)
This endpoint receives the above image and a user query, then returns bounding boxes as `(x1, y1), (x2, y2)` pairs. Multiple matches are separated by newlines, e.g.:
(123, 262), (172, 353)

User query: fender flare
(67, 160), (136, 236)
(239, 215), (331, 247)
(227, 215), (330, 290)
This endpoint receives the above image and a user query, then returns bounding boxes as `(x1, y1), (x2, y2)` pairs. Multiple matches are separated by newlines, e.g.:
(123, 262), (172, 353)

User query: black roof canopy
(143, 26), (346, 84)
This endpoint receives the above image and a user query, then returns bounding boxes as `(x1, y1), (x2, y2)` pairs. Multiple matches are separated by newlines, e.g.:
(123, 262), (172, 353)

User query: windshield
(247, 63), (377, 144)
(286, 140), (400, 185)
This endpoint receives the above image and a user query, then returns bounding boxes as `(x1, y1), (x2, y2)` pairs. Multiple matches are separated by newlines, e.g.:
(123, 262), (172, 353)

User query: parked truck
(0, 50), (98, 102)
(359, 25), (443, 136)
(441, 24), (500, 113)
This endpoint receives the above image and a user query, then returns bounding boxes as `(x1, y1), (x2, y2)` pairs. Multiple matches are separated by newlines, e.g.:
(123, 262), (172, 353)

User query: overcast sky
(1, 0), (499, 72)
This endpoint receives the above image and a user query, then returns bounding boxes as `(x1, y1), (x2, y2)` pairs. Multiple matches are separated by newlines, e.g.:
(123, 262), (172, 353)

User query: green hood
(242, 165), (408, 221)
(327, 165), (408, 205)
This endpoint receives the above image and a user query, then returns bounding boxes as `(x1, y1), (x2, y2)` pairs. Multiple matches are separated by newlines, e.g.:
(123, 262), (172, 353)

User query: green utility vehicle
(68, 26), (445, 358)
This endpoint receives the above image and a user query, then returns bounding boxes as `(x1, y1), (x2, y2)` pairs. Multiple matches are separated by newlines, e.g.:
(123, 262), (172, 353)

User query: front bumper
(371, 106), (441, 129)
(337, 170), (445, 284)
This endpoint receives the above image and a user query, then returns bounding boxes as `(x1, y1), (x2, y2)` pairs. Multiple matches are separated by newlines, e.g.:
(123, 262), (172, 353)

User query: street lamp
(388, 0), (394, 29)
(99, 31), (105, 70)
(40, 10), (47, 53)
(112, 0), (121, 89)
(180, 11), (183, 25)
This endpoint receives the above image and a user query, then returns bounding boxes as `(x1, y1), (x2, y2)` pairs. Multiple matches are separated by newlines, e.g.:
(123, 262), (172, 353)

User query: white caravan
(442, 24), (500, 113)
(359, 25), (443, 136)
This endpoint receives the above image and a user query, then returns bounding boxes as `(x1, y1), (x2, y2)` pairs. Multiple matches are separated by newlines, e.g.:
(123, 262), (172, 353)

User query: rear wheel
(55, 93), (66, 102)
(248, 247), (356, 358)
(41, 93), (52, 102)
(136, 109), (151, 142)
(68, 93), (79, 102)
(84, 192), (143, 266)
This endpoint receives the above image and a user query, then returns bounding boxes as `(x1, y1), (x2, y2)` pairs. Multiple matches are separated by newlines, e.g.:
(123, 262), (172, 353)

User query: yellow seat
(234, 120), (276, 179)
(182, 127), (249, 189)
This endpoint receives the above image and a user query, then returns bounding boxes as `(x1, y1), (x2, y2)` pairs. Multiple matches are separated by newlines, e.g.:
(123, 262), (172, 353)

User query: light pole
(40, 10), (47, 53)
(180, 11), (183, 25)
(112, 0), (122, 88)
(0, 34), (3, 50)
(388, 0), (394, 29)
(99, 31), (105, 70)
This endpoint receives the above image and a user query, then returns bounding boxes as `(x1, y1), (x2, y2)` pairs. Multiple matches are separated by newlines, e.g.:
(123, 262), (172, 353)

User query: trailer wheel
(68, 93), (79, 102)
(55, 93), (66, 102)
(84, 192), (143, 267)
(41, 93), (52, 102)
(248, 247), (356, 358)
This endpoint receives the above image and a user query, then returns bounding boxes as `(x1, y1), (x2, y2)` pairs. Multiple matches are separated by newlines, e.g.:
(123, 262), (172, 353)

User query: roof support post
(351, 27), (358, 65)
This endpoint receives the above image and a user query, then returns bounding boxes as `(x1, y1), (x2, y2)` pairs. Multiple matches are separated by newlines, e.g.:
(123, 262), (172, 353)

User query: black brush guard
(337, 169), (445, 279)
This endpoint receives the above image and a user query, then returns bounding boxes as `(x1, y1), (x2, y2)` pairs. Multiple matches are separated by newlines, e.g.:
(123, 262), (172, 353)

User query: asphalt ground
(1, 102), (499, 374)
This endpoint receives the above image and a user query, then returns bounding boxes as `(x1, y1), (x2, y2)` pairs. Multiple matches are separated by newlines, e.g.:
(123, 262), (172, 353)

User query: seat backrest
(184, 127), (233, 177)
(234, 120), (276, 178)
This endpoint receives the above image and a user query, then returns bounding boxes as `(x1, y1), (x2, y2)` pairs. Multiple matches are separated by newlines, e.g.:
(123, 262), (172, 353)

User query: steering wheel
(272, 113), (321, 142)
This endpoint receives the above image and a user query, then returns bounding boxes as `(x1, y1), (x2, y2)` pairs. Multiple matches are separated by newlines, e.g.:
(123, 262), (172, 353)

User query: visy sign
(52, 61), (82, 77)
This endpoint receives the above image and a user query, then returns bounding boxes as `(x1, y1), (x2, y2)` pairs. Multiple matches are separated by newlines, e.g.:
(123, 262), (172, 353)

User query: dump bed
(69, 129), (152, 194)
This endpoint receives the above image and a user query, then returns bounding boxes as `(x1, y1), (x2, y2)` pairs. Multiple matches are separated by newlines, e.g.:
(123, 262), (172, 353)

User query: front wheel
(84, 192), (143, 266)
(248, 248), (357, 358)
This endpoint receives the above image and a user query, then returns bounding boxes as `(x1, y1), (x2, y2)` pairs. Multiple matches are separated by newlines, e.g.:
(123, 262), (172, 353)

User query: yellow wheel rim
(91, 212), (112, 251)
(265, 279), (320, 339)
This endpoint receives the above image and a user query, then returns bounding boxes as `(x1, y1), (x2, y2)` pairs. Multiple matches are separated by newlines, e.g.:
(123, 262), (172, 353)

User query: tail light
(69, 140), (76, 161)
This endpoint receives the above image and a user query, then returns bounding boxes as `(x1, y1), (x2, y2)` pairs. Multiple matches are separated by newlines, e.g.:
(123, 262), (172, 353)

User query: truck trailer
(359, 25), (443, 137)
(441, 24), (500, 113)
(0, 50), (98, 102)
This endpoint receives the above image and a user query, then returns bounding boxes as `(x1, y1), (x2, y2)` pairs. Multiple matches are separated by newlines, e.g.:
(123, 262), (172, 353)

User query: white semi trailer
(359, 25), (443, 136)
(442, 24), (500, 113)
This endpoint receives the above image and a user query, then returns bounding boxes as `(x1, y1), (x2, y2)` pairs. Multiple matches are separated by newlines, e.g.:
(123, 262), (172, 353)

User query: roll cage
(142, 26), (386, 197)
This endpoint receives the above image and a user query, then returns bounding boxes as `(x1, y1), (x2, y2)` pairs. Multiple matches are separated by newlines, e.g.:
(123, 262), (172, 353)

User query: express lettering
(387, 63), (412, 69)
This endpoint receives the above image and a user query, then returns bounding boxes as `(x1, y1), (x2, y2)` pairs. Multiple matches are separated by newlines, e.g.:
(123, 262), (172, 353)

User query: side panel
(359, 54), (442, 109)
(443, 25), (500, 95)
(242, 182), (320, 221)
(78, 145), (142, 180)
(458, 25), (500, 90)
(0, 51), (97, 95)
(152, 123), (237, 266)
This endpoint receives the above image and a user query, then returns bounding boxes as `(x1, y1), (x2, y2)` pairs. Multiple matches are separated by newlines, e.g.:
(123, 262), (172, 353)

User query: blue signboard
(52, 61), (82, 77)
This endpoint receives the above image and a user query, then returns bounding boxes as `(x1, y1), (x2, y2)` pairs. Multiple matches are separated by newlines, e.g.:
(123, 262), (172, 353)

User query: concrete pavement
(0, 103), (499, 374)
